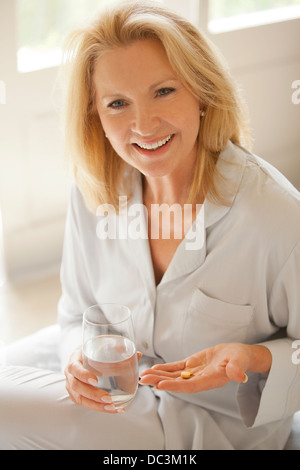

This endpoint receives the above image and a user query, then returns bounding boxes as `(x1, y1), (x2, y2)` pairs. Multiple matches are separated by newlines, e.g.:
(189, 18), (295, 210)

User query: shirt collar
(127, 140), (247, 285)
(204, 140), (247, 229)
(128, 140), (246, 226)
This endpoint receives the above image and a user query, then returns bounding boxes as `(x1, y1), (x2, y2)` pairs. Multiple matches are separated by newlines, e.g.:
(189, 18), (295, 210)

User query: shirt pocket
(181, 288), (254, 357)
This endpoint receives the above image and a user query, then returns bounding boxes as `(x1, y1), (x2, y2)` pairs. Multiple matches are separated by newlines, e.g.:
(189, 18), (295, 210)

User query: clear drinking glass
(82, 304), (139, 409)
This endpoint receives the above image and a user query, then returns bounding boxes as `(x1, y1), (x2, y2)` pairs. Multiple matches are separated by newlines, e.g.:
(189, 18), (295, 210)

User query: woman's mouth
(135, 134), (173, 150)
(133, 134), (174, 155)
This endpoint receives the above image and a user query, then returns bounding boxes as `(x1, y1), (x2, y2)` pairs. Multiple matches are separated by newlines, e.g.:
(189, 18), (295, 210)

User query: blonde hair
(63, 0), (251, 212)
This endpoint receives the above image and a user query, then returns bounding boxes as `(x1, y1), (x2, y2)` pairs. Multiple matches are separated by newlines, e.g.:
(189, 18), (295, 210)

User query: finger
(65, 362), (115, 403)
(225, 361), (248, 383)
(140, 368), (181, 381)
(65, 374), (123, 413)
(66, 355), (99, 387)
(155, 369), (229, 393)
(67, 386), (122, 413)
(151, 360), (186, 372)
(140, 368), (201, 389)
(154, 376), (201, 393)
(78, 396), (124, 413)
(65, 369), (108, 401)
(77, 392), (124, 413)
(139, 373), (176, 386)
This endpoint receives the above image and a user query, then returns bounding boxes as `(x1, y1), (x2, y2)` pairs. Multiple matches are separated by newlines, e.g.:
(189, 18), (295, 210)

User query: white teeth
(136, 134), (172, 150)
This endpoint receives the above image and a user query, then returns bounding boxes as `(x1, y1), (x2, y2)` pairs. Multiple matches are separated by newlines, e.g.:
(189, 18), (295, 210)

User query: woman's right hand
(64, 346), (123, 413)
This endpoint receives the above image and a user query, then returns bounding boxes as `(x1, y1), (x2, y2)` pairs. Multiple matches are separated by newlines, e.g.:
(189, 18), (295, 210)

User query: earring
(200, 110), (205, 118)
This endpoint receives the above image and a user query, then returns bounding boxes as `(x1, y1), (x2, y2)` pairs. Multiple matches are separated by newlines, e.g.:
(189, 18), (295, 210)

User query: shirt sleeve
(236, 240), (300, 427)
(57, 185), (96, 371)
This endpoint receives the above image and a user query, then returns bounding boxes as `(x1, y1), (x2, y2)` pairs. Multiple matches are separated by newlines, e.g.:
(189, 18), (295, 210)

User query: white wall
(0, 0), (70, 284)
(210, 17), (300, 190)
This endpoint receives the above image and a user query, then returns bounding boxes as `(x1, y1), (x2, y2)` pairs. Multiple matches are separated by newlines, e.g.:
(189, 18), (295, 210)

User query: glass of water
(82, 304), (139, 409)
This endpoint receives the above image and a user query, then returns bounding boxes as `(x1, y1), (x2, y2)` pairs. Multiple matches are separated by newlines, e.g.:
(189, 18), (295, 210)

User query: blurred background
(0, 0), (300, 344)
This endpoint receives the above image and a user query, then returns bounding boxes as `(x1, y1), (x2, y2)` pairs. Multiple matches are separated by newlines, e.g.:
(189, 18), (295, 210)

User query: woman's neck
(143, 175), (190, 207)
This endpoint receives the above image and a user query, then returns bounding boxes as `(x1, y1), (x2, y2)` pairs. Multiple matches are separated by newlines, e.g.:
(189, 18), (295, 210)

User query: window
(16, 0), (110, 73)
(208, 0), (300, 33)
(16, 0), (300, 72)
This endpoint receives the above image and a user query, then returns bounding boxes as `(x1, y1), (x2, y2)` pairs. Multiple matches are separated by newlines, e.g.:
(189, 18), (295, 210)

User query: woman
(0, 0), (299, 450)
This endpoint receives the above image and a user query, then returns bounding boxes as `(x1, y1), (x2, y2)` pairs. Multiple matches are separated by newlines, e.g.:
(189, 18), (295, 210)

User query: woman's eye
(108, 99), (126, 109)
(157, 87), (175, 97)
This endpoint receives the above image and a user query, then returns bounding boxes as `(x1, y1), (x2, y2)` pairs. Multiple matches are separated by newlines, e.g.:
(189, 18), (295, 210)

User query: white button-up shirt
(58, 141), (300, 449)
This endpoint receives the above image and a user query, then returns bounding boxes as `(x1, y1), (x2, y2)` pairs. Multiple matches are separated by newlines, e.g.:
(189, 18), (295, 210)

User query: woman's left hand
(139, 343), (272, 393)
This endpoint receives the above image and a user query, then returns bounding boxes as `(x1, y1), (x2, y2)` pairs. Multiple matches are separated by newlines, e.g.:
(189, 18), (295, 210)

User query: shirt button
(142, 341), (149, 350)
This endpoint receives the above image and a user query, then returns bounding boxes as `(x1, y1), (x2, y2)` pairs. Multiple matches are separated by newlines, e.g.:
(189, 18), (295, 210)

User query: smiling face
(94, 39), (201, 181)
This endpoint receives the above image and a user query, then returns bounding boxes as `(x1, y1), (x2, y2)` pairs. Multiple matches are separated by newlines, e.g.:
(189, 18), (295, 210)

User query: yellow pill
(181, 371), (192, 379)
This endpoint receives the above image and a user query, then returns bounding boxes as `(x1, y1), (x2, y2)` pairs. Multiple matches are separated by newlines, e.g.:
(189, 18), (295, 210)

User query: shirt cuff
(236, 338), (299, 427)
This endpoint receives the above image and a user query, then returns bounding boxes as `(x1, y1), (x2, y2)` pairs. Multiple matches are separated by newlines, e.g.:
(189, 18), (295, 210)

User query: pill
(181, 371), (193, 379)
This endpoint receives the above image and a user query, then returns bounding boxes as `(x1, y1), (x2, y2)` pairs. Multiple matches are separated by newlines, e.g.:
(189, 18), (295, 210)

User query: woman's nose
(131, 105), (161, 136)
